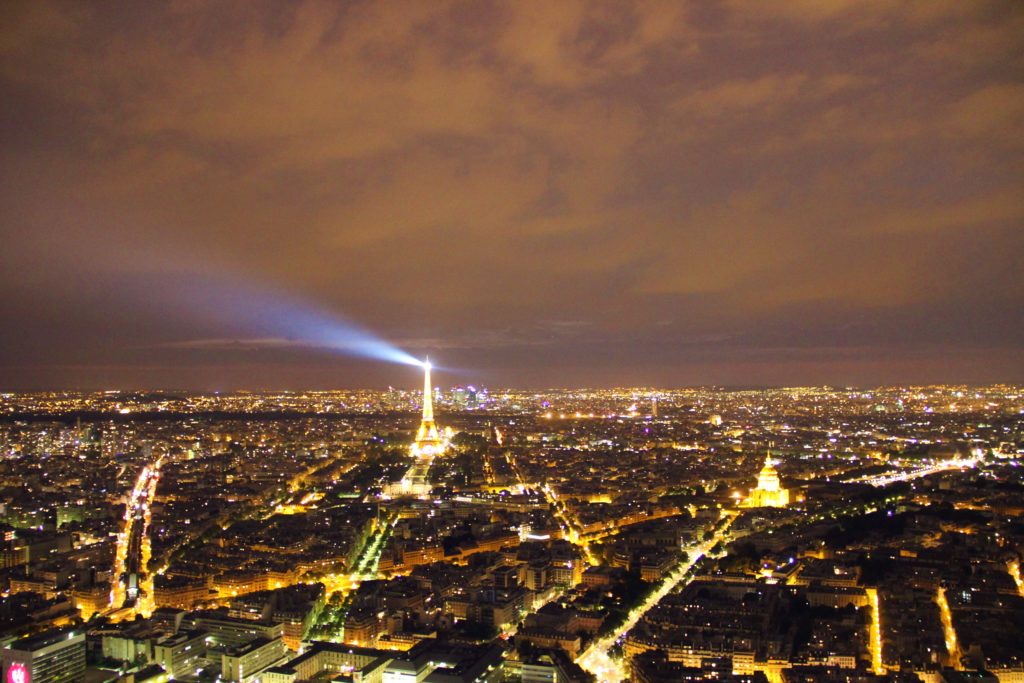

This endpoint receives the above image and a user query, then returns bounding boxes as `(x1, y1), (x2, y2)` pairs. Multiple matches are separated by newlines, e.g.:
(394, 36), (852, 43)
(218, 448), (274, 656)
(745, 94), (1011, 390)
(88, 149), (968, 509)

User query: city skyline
(2, 1), (1023, 391)
(1, 382), (1020, 682)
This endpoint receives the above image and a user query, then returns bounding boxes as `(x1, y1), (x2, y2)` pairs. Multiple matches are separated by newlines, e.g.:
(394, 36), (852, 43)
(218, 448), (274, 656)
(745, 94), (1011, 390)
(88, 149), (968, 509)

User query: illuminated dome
(745, 452), (789, 508)
(757, 453), (781, 492)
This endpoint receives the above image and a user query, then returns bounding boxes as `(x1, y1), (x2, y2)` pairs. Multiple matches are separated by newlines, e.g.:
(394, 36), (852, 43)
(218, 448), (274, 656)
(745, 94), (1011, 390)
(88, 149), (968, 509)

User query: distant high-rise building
(453, 386), (467, 407)
(2, 629), (86, 683)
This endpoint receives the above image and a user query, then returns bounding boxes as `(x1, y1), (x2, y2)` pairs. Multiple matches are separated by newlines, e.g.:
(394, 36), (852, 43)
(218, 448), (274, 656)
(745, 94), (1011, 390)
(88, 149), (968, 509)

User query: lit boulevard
(936, 587), (961, 669)
(540, 482), (598, 566)
(849, 456), (979, 487)
(865, 587), (884, 675)
(576, 512), (739, 682)
(110, 455), (164, 617)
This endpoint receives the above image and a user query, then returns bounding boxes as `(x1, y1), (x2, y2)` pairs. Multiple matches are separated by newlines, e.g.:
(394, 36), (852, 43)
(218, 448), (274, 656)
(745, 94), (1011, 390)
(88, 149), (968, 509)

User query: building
(187, 612), (283, 648)
(276, 642), (390, 683)
(382, 640), (505, 683)
(745, 453), (790, 508)
(153, 575), (210, 610)
(213, 572), (267, 598)
(516, 629), (582, 658)
(220, 637), (288, 683)
(9, 576), (61, 600)
(268, 640), (504, 683)
(101, 626), (157, 667)
(383, 460), (433, 499)
(122, 664), (168, 683)
(523, 650), (593, 683)
(151, 629), (207, 679)
(2, 629), (86, 683)
(71, 583), (111, 621)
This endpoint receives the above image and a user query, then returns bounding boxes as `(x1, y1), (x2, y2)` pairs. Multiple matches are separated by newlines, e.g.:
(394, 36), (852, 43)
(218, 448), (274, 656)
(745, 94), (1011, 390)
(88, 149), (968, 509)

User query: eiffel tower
(411, 358), (445, 458)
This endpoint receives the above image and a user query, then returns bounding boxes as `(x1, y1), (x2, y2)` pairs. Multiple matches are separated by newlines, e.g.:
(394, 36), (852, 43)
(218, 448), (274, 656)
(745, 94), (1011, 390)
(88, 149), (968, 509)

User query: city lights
(1, 385), (1021, 680)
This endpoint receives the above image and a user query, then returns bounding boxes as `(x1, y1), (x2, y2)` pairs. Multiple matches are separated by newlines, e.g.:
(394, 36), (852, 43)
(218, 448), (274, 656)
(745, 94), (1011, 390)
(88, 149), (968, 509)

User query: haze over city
(2, 1), (1022, 390)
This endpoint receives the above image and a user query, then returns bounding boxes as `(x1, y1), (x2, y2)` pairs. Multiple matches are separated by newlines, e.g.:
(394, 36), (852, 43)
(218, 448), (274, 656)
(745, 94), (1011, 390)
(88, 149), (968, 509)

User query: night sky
(1, 1), (1022, 391)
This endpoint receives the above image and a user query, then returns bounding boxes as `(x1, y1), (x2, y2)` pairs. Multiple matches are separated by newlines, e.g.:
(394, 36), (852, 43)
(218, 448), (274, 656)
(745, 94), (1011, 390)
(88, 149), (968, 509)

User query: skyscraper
(2, 630), (86, 683)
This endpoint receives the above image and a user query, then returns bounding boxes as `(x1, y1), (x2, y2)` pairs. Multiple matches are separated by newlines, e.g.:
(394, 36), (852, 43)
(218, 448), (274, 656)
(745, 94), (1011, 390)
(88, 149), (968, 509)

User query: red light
(7, 662), (29, 683)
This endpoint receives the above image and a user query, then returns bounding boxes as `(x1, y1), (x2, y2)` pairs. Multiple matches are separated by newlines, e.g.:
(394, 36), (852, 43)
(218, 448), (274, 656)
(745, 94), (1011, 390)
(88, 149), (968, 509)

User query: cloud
(0, 0), (1022, 389)
(154, 337), (323, 351)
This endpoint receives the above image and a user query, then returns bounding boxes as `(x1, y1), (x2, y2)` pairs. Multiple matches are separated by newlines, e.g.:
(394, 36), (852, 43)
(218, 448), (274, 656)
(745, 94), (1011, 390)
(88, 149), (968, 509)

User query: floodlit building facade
(745, 453), (790, 508)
